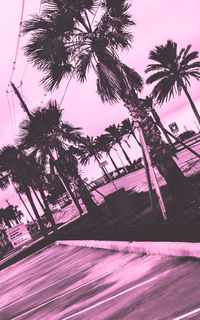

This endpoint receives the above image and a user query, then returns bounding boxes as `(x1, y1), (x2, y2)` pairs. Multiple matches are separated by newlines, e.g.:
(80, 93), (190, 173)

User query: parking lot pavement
(1, 244), (200, 320)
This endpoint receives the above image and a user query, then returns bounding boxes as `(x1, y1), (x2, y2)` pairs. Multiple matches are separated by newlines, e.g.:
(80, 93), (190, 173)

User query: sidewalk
(56, 239), (200, 259)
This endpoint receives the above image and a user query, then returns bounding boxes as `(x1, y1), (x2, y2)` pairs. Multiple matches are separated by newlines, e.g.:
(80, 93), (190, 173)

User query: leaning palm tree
(18, 101), (83, 213)
(22, 0), (185, 193)
(120, 118), (141, 147)
(0, 146), (48, 236)
(2, 205), (23, 226)
(145, 40), (200, 125)
(77, 135), (109, 178)
(18, 101), (100, 216)
(105, 124), (132, 166)
(57, 146), (101, 215)
(95, 134), (120, 175)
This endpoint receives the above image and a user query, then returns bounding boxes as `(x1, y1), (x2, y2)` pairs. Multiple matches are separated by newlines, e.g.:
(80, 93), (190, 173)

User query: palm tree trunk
(56, 166), (83, 216)
(107, 150), (120, 175)
(5, 219), (12, 228)
(32, 187), (57, 232)
(151, 108), (174, 147)
(142, 148), (154, 209)
(32, 188), (45, 211)
(181, 84), (200, 125)
(118, 142), (132, 166)
(125, 98), (185, 195)
(131, 131), (141, 147)
(24, 186), (48, 237)
(77, 175), (101, 216)
(95, 155), (109, 179)
(38, 186), (57, 232)
(47, 150), (83, 215)
(12, 183), (35, 222)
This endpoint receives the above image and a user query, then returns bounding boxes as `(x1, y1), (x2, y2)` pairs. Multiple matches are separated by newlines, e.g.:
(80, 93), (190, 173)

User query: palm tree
(0, 146), (48, 236)
(95, 134), (120, 175)
(18, 101), (83, 213)
(57, 146), (101, 215)
(24, 155), (58, 231)
(105, 124), (132, 166)
(140, 96), (174, 147)
(2, 204), (23, 226)
(22, 0), (185, 193)
(77, 135), (109, 178)
(145, 40), (200, 125)
(18, 101), (100, 216)
(0, 208), (12, 228)
(120, 118), (141, 147)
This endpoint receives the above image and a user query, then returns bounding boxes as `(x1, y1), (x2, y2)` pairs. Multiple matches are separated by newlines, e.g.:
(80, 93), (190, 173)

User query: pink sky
(0, 0), (200, 219)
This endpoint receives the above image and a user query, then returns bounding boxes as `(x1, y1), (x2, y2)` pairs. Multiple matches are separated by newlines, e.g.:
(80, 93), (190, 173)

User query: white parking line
(172, 307), (200, 320)
(1, 265), (91, 312)
(11, 263), (128, 320)
(62, 275), (159, 319)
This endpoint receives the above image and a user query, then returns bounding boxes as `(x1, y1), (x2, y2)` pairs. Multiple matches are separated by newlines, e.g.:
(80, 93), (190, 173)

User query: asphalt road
(91, 143), (200, 203)
(1, 244), (200, 320)
(51, 144), (200, 224)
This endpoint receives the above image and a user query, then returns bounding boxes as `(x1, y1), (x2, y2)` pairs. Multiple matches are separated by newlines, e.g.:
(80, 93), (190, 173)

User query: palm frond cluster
(145, 40), (200, 104)
(23, 0), (142, 99)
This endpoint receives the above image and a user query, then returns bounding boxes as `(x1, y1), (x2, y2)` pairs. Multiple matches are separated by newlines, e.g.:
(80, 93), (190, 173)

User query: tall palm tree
(145, 40), (200, 125)
(0, 146), (48, 236)
(105, 124), (132, 166)
(24, 155), (58, 231)
(18, 101), (83, 213)
(95, 134), (120, 175)
(18, 101), (100, 216)
(22, 0), (185, 193)
(120, 118), (141, 147)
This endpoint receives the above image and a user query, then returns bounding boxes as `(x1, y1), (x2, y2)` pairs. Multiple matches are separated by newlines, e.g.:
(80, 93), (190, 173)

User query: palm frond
(40, 63), (73, 91)
(146, 71), (170, 84)
(181, 51), (199, 67)
(152, 77), (176, 104)
(96, 62), (121, 103)
(145, 63), (164, 73)
(76, 51), (92, 82)
(120, 64), (143, 93)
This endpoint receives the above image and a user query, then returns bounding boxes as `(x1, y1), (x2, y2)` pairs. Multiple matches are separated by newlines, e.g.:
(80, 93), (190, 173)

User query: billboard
(6, 223), (32, 248)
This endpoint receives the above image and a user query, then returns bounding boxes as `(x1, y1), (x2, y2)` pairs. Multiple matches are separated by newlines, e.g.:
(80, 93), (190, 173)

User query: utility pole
(11, 82), (32, 118)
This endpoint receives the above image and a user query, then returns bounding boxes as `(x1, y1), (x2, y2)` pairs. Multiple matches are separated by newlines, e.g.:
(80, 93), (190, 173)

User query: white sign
(169, 122), (179, 134)
(6, 223), (32, 248)
(99, 161), (108, 168)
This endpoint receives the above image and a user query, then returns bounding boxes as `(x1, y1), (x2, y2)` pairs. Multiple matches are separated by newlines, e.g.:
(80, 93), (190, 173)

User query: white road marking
(1, 265), (91, 312)
(62, 276), (159, 319)
(172, 307), (200, 320)
(11, 263), (128, 319)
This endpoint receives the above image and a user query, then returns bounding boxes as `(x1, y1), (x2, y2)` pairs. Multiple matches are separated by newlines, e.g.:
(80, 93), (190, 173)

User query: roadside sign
(6, 223), (32, 248)
(99, 161), (108, 168)
(169, 122), (179, 134)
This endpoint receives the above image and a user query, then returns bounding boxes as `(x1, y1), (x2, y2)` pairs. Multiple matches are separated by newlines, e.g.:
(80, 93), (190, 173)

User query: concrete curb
(56, 240), (200, 259)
